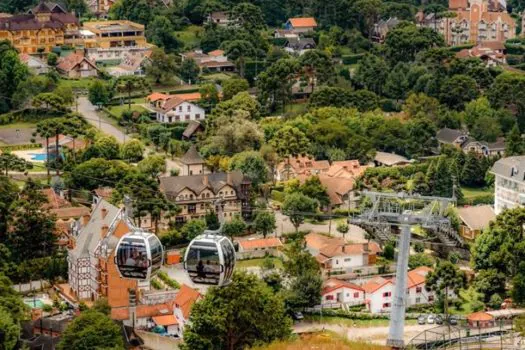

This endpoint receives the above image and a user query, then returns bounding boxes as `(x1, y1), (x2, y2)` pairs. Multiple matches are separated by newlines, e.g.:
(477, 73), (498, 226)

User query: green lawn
(305, 315), (417, 328)
(236, 257), (283, 269)
(0, 122), (37, 129)
(57, 78), (95, 90)
(202, 73), (235, 82)
(448, 288), (484, 316)
(462, 186), (493, 199)
(174, 25), (203, 49)
(107, 104), (148, 119)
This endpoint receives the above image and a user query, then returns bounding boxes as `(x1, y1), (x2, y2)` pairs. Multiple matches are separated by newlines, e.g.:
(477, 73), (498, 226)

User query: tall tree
(147, 48), (178, 84)
(229, 151), (268, 187)
(282, 193), (318, 232)
(270, 126), (310, 158)
(6, 180), (56, 262)
(181, 272), (291, 350)
(0, 153), (33, 175)
(299, 50), (334, 91)
(299, 176), (330, 208)
(222, 40), (257, 78)
(253, 211), (276, 238)
(88, 80), (112, 107)
(425, 260), (466, 317)
(461, 151), (484, 187)
(146, 15), (180, 52)
(222, 216), (247, 240)
(222, 79), (249, 100)
(179, 58), (200, 84)
(0, 40), (30, 113)
(230, 3), (266, 33)
(505, 124), (524, 156)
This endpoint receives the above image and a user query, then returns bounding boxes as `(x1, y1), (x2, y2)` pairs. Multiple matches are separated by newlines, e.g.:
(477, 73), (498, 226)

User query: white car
(427, 314), (435, 324)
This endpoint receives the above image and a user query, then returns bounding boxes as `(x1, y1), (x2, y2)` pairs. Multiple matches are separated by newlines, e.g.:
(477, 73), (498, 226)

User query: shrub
(151, 278), (163, 290)
(341, 53), (365, 65)
(0, 143), (42, 152)
(157, 271), (181, 289)
(271, 190), (285, 203)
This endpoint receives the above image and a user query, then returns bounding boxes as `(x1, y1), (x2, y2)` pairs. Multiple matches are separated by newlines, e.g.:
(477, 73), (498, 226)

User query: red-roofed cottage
(321, 279), (365, 306)
(173, 284), (201, 337)
(285, 17), (318, 33)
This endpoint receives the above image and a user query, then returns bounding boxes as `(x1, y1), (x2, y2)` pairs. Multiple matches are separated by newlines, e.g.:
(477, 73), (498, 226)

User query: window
(353, 292), (359, 298)
(383, 303), (391, 308)
(196, 114), (200, 119)
(383, 292), (391, 298)
(179, 106), (182, 112)
(185, 115), (190, 120)
(416, 297), (421, 304)
(175, 115), (180, 121)
(326, 295), (334, 301)
(344, 258), (352, 262)
(416, 287), (422, 293)
(428, 295), (434, 302)
(187, 105), (191, 112)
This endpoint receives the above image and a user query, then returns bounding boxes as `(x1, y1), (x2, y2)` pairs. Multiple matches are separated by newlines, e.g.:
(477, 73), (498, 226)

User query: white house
(155, 96), (206, 124)
(361, 266), (442, 314)
(19, 53), (49, 75)
(491, 156), (525, 214)
(173, 284), (201, 338)
(321, 279), (365, 306)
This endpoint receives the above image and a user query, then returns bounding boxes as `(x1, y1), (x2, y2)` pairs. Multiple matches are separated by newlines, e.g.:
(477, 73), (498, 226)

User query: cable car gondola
(184, 233), (236, 287)
(115, 230), (164, 280)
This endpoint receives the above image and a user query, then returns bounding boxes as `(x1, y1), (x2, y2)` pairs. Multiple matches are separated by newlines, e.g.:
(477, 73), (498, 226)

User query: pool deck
(12, 149), (46, 163)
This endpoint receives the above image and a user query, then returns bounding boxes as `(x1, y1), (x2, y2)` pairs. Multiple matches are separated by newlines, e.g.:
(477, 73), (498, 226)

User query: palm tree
(33, 121), (54, 179)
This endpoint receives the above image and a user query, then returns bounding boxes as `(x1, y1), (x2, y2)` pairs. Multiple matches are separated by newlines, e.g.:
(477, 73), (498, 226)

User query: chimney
(101, 208), (108, 219)
(203, 175), (209, 186)
(82, 214), (90, 226)
(100, 224), (109, 238)
(226, 172), (232, 184)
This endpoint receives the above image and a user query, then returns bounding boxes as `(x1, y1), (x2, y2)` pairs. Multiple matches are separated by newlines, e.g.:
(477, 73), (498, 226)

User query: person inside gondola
(125, 250), (137, 266)
(197, 260), (206, 279)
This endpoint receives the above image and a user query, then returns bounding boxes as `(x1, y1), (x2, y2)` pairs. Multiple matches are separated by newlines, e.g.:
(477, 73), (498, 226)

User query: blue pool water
(30, 153), (47, 161)
(24, 299), (45, 308)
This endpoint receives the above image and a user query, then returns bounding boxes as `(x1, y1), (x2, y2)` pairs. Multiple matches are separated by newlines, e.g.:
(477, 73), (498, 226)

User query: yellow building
(0, 1), (79, 54)
(81, 20), (147, 49)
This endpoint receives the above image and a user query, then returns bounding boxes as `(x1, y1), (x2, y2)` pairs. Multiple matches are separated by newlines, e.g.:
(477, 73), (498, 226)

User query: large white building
(491, 156), (525, 214)
(154, 96), (205, 124)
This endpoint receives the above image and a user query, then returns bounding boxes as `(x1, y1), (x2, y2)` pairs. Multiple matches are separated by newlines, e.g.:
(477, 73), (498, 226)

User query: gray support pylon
(386, 222), (412, 349)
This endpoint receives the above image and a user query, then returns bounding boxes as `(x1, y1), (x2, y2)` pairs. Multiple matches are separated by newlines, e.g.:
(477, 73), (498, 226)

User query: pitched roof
(111, 303), (174, 320)
(180, 144), (204, 165)
(69, 199), (122, 259)
(160, 171), (249, 198)
(57, 53), (98, 73)
(407, 266), (432, 288)
(449, 0), (468, 9)
(288, 17), (317, 28)
(314, 175), (355, 205)
(41, 188), (71, 209)
(277, 156), (330, 175)
(361, 276), (392, 293)
(174, 284), (201, 319)
(436, 128), (466, 144)
(325, 160), (367, 179)
(152, 314), (178, 326)
(305, 232), (342, 251)
(239, 237), (282, 250)
(322, 278), (364, 295)
(491, 156), (525, 182)
(93, 187), (114, 200)
(174, 92), (201, 102)
(159, 96), (186, 113)
(468, 311), (494, 322)
(285, 37), (316, 50)
(182, 121), (203, 139)
(305, 232), (381, 257)
(51, 206), (91, 220)
(208, 49), (224, 57)
(457, 205), (496, 230)
(146, 92), (171, 102)
(374, 152), (411, 166)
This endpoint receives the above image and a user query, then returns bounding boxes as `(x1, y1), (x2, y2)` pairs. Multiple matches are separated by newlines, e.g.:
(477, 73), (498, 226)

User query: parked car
(435, 315), (443, 325)
(292, 311), (304, 321)
(417, 315), (427, 325)
(448, 315), (458, 325)
(427, 314), (435, 324)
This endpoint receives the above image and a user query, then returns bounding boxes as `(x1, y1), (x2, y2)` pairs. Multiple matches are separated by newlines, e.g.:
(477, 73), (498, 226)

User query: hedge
(506, 54), (524, 66)
(458, 194), (494, 206)
(341, 53), (365, 65)
(150, 278), (163, 290)
(271, 190), (285, 203)
(505, 43), (525, 55)
(304, 308), (419, 320)
(167, 87), (200, 95)
(448, 43), (475, 52)
(271, 38), (287, 46)
(0, 143), (42, 152)
(157, 270), (181, 289)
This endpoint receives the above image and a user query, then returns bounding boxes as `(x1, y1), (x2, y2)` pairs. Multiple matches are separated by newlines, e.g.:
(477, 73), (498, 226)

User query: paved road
(275, 211), (367, 242)
(78, 97), (128, 143)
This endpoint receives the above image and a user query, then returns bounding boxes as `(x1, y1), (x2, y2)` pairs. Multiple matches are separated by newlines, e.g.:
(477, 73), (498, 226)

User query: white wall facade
(494, 174), (525, 214)
(367, 283), (394, 314)
(323, 287), (365, 305)
(329, 253), (366, 269)
(157, 102), (205, 124)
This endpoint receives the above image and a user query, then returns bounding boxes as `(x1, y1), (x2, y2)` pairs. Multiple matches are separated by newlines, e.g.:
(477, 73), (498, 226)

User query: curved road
(78, 97), (128, 143)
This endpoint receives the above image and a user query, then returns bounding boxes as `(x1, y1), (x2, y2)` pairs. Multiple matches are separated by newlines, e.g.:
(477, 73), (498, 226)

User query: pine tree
(433, 157), (453, 197)
(505, 124), (524, 156)
(461, 151), (484, 187)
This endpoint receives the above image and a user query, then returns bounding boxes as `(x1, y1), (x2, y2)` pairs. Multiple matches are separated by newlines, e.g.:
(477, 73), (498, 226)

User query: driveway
(77, 97), (128, 143)
(275, 211), (366, 242)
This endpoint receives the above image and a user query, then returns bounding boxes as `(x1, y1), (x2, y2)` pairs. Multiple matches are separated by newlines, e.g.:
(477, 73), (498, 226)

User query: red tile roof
(361, 277), (392, 294)
(111, 303), (174, 320)
(239, 237), (282, 251)
(407, 266), (432, 289)
(468, 311), (494, 322)
(174, 284), (201, 320)
(288, 17), (317, 28)
(208, 49), (224, 57)
(41, 188), (71, 209)
(51, 206), (91, 220)
(152, 314), (178, 326)
(146, 92), (171, 102)
(322, 278), (364, 295)
(57, 53), (98, 73)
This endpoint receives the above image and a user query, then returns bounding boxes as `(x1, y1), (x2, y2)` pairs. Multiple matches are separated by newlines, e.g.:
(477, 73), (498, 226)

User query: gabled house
(284, 37), (316, 55)
(207, 11), (234, 27)
(456, 42), (507, 66)
(56, 53), (99, 78)
(457, 205), (496, 240)
(154, 96), (205, 124)
(20, 53), (49, 74)
(275, 155), (330, 181)
(372, 17), (400, 43)
(179, 145), (210, 176)
(436, 127), (506, 156)
(238, 237), (283, 258)
(436, 127), (469, 148)
(160, 171), (252, 222)
(285, 17), (318, 33)
(107, 50), (152, 77)
(305, 232), (382, 275)
(180, 49), (235, 73)
(321, 279), (365, 306)
(173, 284), (201, 338)
(182, 120), (204, 140)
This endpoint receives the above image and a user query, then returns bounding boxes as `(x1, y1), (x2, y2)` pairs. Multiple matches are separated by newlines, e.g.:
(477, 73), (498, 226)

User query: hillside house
(154, 96), (205, 124)
(321, 279), (365, 306)
(457, 205), (496, 240)
(56, 53), (99, 78)
(179, 145), (210, 176)
(285, 17), (318, 33)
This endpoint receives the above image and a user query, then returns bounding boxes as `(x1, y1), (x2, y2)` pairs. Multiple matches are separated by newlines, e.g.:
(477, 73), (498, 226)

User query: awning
(152, 315), (178, 326)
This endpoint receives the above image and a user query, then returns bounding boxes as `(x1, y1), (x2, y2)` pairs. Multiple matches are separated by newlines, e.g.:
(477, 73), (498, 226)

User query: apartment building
(491, 156), (525, 214)
(159, 171), (251, 223)
(418, 0), (515, 45)
(0, 1), (79, 54)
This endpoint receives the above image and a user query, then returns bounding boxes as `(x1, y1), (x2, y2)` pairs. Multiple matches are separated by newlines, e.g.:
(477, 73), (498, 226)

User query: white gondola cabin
(115, 230), (164, 280)
(184, 234), (235, 286)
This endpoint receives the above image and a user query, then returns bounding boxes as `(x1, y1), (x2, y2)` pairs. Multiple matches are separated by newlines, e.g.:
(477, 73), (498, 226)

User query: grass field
(174, 25), (203, 49)
(0, 122), (37, 129)
(57, 78), (94, 90)
(304, 315), (417, 328)
(107, 104), (148, 119)
(201, 73), (235, 82)
(462, 186), (493, 199)
(254, 331), (389, 350)
(448, 288), (484, 315)
(236, 257), (283, 269)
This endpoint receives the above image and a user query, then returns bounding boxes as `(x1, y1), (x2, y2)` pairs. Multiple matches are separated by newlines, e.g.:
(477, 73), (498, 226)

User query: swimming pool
(24, 298), (45, 309)
(29, 153), (47, 161)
